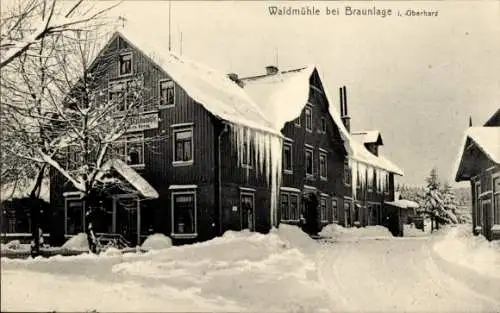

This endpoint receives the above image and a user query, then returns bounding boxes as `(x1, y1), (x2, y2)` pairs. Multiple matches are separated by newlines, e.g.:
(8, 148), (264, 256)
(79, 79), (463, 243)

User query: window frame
(332, 198), (338, 222)
(241, 137), (253, 169)
(171, 189), (197, 238)
(320, 197), (328, 223)
(283, 141), (293, 174)
(319, 151), (327, 180)
(343, 159), (351, 186)
(320, 117), (327, 133)
(493, 173), (500, 225)
(159, 79), (175, 108)
(64, 194), (85, 236)
(118, 52), (133, 77)
(113, 133), (145, 168)
(240, 191), (256, 231)
(305, 146), (314, 178)
(172, 126), (194, 166)
(280, 191), (300, 222)
(305, 106), (312, 132)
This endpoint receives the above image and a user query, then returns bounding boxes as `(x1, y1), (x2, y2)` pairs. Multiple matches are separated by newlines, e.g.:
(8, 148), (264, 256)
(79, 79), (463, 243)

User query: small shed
(384, 198), (419, 236)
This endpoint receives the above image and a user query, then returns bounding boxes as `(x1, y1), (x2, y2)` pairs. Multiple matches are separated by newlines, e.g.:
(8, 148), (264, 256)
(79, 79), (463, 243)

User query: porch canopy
(100, 159), (159, 199)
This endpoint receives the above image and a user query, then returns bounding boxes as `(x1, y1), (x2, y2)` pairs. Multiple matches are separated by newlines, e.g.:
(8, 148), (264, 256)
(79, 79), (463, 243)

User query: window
(321, 117), (327, 133)
(319, 152), (327, 180)
(241, 139), (252, 168)
(241, 192), (255, 231)
(493, 176), (500, 224)
(283, 142), (292, 173)
(173, 127), (193, 165)
(113, 133), (145, 166)
(65, 197), (85, 235)
(385, 173), (390, 194)
(305, 107), (312, 132)
(280, 192), (300, 221)
(320, 197), (328, 222)
(344, 200), (352, 226)
(332, 199), (338, 222)
(305, 147), (313, 177)
(119, 53), (132, 76)
(343, 160), (351, 185)
(109, 79), (142, 112)
(172, 191), (197, 237)
(475, 181), (481, 226)
(159, 80), (175, 107)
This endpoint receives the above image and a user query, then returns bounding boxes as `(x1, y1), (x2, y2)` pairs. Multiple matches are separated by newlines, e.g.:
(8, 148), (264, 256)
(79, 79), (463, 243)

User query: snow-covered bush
(141, 234), (172, 251)
(61, 233), (89, 251)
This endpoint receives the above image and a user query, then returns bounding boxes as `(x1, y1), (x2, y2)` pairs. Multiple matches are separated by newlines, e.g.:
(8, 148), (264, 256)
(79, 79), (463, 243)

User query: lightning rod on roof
(469, 116), (473, 127)
(168, 0), (172, 52)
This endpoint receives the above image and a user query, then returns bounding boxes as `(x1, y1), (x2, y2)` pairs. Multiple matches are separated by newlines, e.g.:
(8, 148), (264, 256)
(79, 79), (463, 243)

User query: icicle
(351, 160), (358, 200)
(229, 123), (283, 227)
(367, 166), (374, 189)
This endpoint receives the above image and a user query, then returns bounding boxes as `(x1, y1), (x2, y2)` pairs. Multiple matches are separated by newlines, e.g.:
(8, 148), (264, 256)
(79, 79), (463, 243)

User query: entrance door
(114, 195), (138, 245)
(241, 193), (255, 231)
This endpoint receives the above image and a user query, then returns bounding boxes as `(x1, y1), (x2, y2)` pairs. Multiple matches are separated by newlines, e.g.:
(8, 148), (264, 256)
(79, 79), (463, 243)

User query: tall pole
(168, 0), (172, 52)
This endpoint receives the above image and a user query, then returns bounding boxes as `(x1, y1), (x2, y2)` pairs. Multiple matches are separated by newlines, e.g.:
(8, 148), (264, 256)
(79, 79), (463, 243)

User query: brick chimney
(265, 65), (279, 75)
(340, 85), (351, 132)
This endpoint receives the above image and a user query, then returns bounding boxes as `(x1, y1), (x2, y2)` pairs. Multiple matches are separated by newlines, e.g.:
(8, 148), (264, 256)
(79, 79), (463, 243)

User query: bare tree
(1, 21), (163, 253)
(0, 0), (120, 69)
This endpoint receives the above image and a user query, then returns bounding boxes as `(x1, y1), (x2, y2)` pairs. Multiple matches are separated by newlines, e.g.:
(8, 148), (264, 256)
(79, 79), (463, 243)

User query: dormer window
(119, 53), (132, 76)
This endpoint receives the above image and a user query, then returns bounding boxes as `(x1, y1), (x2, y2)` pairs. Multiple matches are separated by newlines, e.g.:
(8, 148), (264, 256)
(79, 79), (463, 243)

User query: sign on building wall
(127, 113), (159, 132)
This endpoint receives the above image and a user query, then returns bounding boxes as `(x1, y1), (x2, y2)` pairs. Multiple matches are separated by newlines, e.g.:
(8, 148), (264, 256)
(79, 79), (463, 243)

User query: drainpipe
(214, 118), (228, 236)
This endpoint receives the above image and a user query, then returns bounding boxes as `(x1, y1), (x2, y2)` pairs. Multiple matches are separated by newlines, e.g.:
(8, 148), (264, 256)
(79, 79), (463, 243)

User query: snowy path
(316, 237), (500, 312)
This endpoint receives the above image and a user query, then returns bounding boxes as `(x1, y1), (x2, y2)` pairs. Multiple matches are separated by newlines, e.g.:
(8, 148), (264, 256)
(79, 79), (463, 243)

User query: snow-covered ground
(433, 224), (500, 279)
(2, 224), (499, 312)
(1, 226), (330, 312)
(319, 224), (393, 241)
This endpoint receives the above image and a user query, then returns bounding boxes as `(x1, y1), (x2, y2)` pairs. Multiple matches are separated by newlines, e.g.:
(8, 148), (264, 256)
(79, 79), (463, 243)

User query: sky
(106, 0), (499, 187)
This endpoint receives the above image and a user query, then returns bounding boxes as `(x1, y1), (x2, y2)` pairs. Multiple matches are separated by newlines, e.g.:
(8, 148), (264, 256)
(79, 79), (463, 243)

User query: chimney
(340, 85), (351, 133)
(265, 65), (279, 75)
(227, 73), (244, 88)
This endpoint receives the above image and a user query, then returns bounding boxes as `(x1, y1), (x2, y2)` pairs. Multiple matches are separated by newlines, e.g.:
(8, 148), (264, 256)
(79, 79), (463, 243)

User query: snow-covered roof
(351, 130), (383, 145)
(102, 159), (159, 199)
(241, 65), (403, 175)
(0, 179), (50, 202)
(112, 27), (280, 137)
(350, 139), (404, 176)
(241, 65), (353, 154)
(454, 126), (500, 181)
(385, 199), (420, 210)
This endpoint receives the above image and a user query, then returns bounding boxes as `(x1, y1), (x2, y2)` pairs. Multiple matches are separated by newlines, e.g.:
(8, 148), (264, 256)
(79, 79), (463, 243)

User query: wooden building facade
(50, 30), (282, 246)
(455, 109), (500, 241)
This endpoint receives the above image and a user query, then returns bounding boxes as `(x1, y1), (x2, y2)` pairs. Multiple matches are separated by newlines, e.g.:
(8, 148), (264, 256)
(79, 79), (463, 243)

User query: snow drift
(61, 233), (89, 251)
(319, 224), (393, 241)
(141, 233), (173, 251)
(1, 225), (330, 312)
(433, 224), (500, 279)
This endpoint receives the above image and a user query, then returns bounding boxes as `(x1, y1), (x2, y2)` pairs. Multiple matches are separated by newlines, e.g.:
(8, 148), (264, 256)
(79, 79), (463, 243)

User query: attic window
(119, 53), (132, 76)
(305, 107), (312, 132)
(159, 79), (175, 107)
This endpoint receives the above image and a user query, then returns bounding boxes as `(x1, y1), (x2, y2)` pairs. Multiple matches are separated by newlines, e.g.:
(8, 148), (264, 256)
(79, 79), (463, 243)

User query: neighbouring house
(454, 108), (500, 241)
(339, 87), (405, 235)
(239, 66), (352, 232)
(50, 27), (283, 246)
